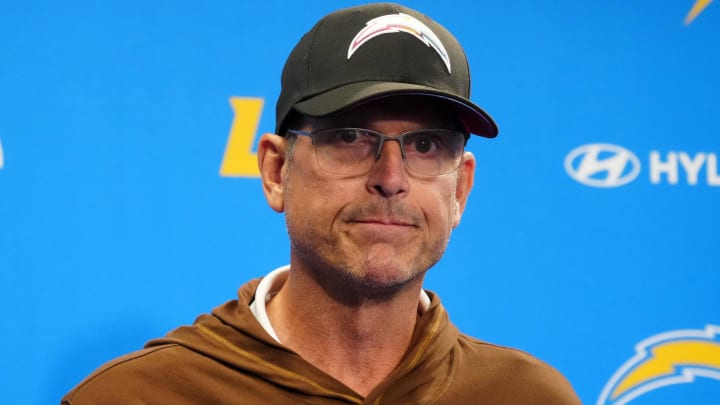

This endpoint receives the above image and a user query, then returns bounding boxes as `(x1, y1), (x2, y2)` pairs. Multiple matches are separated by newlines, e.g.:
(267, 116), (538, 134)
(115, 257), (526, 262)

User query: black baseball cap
(275, 2), (499, 138)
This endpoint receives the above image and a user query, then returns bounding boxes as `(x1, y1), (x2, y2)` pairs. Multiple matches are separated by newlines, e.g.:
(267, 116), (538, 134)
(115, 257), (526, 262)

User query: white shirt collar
(249, 265), (431, 343)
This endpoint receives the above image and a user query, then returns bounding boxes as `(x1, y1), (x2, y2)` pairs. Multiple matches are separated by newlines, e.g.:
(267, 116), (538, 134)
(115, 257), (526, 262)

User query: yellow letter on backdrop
(220, 97), (264, 177)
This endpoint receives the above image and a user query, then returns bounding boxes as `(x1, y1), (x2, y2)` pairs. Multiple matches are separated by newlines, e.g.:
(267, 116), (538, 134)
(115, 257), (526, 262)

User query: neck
(265, 264), (425, 396)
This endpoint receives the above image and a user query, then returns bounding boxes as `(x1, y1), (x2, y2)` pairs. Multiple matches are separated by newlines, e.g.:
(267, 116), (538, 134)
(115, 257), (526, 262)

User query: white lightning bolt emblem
(347, 13), (452, 73)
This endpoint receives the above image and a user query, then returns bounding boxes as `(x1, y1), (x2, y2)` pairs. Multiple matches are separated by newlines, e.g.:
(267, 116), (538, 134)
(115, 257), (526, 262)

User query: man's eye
(314, 129), (365, 147)
(337, 130), (360, 144)
(412, 135), (440, 154)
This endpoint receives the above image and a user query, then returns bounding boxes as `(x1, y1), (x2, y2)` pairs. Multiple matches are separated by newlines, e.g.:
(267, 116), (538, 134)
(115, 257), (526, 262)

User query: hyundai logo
(565, 144), (641, 188)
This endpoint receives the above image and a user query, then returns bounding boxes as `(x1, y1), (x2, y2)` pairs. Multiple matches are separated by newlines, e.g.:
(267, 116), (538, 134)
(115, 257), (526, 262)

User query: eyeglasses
(286, 128), (467, 176)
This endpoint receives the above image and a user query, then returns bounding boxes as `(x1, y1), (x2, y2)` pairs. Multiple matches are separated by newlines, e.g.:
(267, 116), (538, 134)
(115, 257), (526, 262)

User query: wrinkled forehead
(306, 95), (464, 132)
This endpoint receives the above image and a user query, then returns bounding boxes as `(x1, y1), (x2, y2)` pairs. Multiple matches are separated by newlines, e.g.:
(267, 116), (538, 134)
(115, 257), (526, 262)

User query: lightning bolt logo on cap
(597, 324), (720, 405)
(347, 13), (452, 73)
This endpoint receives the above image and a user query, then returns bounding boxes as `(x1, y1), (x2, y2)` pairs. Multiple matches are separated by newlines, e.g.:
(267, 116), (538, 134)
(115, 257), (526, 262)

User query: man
(63, 3), (581, 404)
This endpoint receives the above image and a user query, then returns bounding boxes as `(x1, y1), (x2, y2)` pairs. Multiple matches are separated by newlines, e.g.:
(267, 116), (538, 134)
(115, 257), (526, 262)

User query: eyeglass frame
(285, 127), (470, 177)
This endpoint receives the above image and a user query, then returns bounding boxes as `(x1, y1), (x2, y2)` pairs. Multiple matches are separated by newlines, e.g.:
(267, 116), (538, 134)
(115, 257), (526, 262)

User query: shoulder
(62, 344), (194, 405)
(456, 333), (559, 373)
(452, 334), (582, 404)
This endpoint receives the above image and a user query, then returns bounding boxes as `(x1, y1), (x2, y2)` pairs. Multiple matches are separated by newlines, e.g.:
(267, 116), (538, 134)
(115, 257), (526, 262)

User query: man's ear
(257, 133), (289, 213)
(453, 151), (476, 228)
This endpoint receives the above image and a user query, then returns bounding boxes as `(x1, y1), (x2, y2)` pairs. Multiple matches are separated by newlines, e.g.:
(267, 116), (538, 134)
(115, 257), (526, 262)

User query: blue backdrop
(1, 1), (718, 404)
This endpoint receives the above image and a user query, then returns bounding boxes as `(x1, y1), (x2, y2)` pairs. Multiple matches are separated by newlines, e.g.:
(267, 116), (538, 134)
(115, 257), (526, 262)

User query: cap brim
(293, 81), (498, 138)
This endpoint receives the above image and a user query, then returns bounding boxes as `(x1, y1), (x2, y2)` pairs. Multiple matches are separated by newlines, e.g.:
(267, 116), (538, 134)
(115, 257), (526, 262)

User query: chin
(343, 259), (425, 296)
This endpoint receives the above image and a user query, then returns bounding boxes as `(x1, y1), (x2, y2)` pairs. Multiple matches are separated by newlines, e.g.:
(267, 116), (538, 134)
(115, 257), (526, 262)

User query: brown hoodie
(62, 278), (582, 404)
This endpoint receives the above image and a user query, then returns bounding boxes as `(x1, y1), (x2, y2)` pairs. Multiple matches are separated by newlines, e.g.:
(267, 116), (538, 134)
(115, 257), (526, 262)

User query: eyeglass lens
(309, 128), (465, 176)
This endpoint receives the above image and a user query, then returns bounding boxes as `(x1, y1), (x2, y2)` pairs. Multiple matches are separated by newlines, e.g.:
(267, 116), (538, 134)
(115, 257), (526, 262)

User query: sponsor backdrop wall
(1, 1), (718, 404)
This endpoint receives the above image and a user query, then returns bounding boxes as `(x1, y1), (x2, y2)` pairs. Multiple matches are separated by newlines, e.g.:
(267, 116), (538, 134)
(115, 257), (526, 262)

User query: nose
(366, 138), (410, 198)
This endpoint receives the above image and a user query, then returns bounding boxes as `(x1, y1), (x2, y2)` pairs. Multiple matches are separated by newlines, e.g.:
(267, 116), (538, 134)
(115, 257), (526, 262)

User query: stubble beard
(285, 211), (449, 305)
(281, 159), (454, 304)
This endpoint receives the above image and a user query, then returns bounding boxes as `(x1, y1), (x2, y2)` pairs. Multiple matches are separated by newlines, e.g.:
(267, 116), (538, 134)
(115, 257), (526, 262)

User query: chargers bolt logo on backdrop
(597, 324), (720, 405)
(348, 13), (451, 73)
(564, 143), (640, 188)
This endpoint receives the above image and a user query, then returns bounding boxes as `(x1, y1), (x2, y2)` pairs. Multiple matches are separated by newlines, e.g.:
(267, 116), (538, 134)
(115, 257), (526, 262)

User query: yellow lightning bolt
(685, 0), (713, 25)
(611, 340), (720, 399)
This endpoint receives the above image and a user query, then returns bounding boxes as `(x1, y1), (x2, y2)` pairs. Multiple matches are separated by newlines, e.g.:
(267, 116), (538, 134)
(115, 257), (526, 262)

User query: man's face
(263, 96), (475, 297)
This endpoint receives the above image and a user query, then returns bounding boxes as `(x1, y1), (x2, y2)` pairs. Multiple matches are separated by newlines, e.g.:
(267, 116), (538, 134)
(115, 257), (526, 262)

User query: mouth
(351, 218), (416, 227)
(343, 210), (420, 243)
(342, 203), (420, 230)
